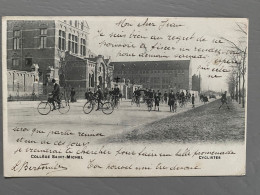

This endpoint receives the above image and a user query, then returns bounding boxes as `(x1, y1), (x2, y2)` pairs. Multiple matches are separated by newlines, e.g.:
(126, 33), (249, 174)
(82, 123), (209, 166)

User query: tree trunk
(238, 69), (241, 104)
(236, 73), (238, 102)
(242, 48), (247, 108)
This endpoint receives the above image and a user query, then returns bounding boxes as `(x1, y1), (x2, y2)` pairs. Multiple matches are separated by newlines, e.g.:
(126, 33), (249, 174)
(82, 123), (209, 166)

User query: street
(8, 98), (207, 144)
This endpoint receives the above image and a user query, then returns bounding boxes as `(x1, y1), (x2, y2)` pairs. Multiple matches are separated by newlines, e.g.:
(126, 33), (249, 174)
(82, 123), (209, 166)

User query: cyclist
(50, 79), (61, 110)
(95, 85), (103, 111)
(112, 85), (120, 107)
(219, 91), (230, 109)
(136, 87), (141, 105)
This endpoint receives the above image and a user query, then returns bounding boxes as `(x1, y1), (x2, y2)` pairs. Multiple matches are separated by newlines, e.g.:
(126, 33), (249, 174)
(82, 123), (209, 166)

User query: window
(72, 35), (75, 52)
(40, 28), (47, 48)
(40, 37), (47, 48)
(40, 29), (47, 35)
(70, 20), (72, 25)
(12, 59), (19, 67)
(75, 36), (78, 53)
(75, 21), (78, 28)
(69, 34), (78, 54)
(80, 38), (86, 56)
(81, 22), (84, 30)
(25, 58), (32, 67)
(14, 30), (20, 37)
(13, 30), (20, 50)
(58, 30), (66, 50)
(68, 34), (71, 51)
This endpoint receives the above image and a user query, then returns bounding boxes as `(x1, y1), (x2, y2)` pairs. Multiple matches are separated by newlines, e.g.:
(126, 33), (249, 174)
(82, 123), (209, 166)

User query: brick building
(6, 20), (114, 98)
(60, 53), (113, 90)
(111, 60), (192, 92)
(6, 20), (95, 85)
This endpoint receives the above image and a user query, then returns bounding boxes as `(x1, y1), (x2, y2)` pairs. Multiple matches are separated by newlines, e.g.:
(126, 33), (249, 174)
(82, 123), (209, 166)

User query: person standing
(95, 85), (103, 111)
(168, 90), (175, 112)
(163, 91), (168, 104)
(192, 94), (195, 108)
(154, 92), (160, 111)
(70, 88), (76, 103)
(136, 87), (141, 106)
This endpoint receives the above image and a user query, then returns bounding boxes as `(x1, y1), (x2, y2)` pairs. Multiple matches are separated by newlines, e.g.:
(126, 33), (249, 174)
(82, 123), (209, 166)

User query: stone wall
(7, 69), (42, 99)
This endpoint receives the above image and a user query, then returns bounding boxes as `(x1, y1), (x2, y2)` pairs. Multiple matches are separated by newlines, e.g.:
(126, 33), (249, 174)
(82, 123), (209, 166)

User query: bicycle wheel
(102, 102), (114, 115)
(58, 100), (70, 114)
(37, 101), (51, 115)
(83, 101), (93, 114)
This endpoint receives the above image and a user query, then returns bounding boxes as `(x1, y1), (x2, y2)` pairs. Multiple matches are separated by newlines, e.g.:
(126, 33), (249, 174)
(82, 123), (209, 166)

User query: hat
(51, 79), (56, 83)
(97, 85), (101, 88)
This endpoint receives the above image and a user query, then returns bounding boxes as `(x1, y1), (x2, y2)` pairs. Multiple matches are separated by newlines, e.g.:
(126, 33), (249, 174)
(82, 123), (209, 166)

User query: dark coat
(52, 83), (60, 96)
(96, 89), (103, 100)
(168, 93), (175, 106)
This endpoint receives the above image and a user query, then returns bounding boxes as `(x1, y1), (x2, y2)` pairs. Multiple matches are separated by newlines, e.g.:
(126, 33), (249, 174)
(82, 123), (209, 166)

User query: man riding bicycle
(49, 79), (61, 110)
(135, 87), (141, 105)
(95, 85), (103, 111)
(112, 85), (120, 107)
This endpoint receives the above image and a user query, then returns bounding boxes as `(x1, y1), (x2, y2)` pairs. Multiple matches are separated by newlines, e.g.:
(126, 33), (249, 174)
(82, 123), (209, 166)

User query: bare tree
(221, 22), (247, 108)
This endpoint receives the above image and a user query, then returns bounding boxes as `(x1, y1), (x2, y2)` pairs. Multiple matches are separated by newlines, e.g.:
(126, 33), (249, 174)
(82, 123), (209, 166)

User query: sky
(4, 16), (247, 92)
(84, 17), (248, 92)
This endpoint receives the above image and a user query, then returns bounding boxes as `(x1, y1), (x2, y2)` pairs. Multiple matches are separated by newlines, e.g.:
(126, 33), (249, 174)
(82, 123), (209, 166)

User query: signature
(11, 160), (68, 175)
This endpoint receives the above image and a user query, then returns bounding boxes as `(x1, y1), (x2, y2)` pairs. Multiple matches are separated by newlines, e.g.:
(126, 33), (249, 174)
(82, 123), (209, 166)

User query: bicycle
(146, 98), (153, 112)
(83, 96), (114, 115)
(111, 95), (120, 109)
(37, 93), (70, 115)
(131, 96), (136, 105)
(179, 97), (186, 108)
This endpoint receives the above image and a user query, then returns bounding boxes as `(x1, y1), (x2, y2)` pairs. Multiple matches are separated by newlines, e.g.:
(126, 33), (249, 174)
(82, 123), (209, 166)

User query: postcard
(2, 16), (248, 176)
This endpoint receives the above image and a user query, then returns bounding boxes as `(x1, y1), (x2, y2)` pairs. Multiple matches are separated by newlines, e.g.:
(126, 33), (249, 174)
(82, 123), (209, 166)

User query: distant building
(192, 74), (201, 92)
(110, 60), (192, 92)
(61, 53), (113, 90)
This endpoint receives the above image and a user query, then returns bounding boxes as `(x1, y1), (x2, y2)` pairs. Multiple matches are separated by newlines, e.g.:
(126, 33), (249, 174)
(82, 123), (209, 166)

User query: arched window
(89, 73), (91, 87)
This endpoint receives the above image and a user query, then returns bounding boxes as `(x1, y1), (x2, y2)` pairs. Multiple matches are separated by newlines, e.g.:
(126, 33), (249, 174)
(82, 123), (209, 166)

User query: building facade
(111, 60), (192, 92)
(192, 74), (201, 93)
(60, 53), (113, 90)
(7, 20), (95, 85)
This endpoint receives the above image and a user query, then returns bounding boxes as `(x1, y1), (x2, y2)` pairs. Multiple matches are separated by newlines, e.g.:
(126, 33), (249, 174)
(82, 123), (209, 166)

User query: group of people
(48, 78), (230, 113)
(85, 85), (122, 110)
(132, 88), (195, 112)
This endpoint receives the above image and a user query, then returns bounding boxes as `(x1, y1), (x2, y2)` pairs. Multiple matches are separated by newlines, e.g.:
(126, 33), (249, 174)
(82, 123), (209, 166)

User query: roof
(111, 60), (190, 70)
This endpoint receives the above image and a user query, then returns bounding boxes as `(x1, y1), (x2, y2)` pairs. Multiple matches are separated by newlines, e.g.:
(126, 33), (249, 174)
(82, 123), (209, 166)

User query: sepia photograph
(2, 16), (248, 177)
